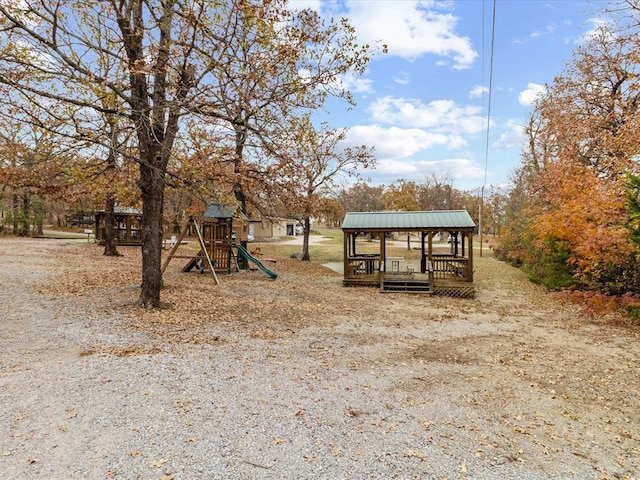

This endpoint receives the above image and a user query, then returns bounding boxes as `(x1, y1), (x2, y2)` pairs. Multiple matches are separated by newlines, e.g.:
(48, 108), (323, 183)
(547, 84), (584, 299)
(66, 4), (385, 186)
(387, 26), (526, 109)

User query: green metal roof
(202, 203), (248, 220)
(341, 210), (476, 231)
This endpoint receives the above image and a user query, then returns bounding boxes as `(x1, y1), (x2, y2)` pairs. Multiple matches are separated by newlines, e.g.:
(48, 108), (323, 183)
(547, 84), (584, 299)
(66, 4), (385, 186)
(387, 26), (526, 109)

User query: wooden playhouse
(163, 203), (250, 278)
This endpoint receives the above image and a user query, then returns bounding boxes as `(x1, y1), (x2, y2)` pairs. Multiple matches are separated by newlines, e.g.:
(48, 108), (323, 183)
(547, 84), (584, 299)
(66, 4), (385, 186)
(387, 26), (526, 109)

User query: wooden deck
(380, 272), (433, 293)
(343, 256), (474, 297)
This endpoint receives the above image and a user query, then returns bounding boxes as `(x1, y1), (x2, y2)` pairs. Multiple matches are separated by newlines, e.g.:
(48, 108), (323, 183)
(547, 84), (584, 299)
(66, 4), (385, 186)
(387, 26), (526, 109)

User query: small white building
(250, 217), (300, 241)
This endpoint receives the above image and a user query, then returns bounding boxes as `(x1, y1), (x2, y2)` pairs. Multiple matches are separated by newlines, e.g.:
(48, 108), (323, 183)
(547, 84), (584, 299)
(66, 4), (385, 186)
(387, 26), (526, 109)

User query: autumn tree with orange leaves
(0, 114), (74, 236)
(498, 21), (640, 293)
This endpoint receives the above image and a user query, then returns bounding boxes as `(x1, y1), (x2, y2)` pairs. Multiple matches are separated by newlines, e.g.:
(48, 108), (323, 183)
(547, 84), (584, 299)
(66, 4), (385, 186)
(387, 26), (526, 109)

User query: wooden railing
(431, 254), (469, 281)
(346, 254), (380, 277)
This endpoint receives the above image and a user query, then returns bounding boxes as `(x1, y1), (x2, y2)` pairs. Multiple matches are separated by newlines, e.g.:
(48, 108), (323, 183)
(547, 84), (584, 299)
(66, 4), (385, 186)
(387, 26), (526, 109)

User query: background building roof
(202, 203), (248, 220)
(342, 210), (476, 231)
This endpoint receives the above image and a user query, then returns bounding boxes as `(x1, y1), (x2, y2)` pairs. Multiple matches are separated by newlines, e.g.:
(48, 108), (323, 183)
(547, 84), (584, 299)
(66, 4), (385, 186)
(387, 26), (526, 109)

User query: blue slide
(233, 243), (277, 279)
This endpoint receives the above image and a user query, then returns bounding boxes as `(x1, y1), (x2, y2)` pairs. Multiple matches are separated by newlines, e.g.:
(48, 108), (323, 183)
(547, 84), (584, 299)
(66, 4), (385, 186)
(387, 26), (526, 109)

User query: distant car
(295, 225), (304, 235)
(70, 215), (94, 227)
(247, 234), (255, 242)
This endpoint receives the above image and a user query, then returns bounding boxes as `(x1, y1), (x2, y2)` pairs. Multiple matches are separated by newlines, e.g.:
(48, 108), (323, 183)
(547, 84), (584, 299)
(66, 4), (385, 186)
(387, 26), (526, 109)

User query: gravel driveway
(1, 237), (639, 479)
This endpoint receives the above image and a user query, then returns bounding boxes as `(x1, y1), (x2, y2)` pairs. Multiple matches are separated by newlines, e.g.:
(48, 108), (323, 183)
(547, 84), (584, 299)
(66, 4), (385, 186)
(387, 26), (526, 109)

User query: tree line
(496, 1), (640, 300)
(7, 0), (639, 309)
(0, 0), (379, 307)
(311, 177), (505, 238)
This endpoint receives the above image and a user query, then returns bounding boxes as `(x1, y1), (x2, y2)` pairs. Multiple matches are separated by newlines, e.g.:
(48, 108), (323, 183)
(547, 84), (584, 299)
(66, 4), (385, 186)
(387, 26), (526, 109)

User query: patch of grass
(253, 242), (342, 263)
(312, 227), (343, 242)
(625, 306), (640, 324)
(253, 230), (457, 265)
(249, 232), (552, 304)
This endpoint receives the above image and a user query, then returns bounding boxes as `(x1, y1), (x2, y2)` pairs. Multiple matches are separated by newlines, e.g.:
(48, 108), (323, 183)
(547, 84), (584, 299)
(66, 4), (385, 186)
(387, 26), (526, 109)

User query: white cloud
(492, 120), (526, 150)
(375, 157), (485, 180)
(469, 85), (488, 98)
(344, 124), (467, 159)
(360, 157), (486, 188)
(336, 71), (374, 94)
(340, 123), (490, 188)
(318, 1), (478, 69)
(287, 0), (322, 11)
(298, 67), (373, 95)
(393, 71), (411, 85)
(530, 24), (556, 39)
(369, 96), (485, 134)
(581, 17), (613, 43)
(518, 83), (545, 106)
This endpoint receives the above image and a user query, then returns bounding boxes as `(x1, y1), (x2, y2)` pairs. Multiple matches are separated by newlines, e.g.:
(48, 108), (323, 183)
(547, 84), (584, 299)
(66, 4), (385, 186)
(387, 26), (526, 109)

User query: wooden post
(343, 230), (349, 280)
(161, 218), (190, 274)
(426, 231), (433, 272)
(194, 219), (219, 285)
(380, 231), (386, 274)
(468, 231), (474, 282)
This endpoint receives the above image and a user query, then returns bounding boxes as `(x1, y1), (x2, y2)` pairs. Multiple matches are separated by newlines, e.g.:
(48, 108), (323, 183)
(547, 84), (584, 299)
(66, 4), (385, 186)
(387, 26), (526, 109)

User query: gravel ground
(1, 237), (639, 480)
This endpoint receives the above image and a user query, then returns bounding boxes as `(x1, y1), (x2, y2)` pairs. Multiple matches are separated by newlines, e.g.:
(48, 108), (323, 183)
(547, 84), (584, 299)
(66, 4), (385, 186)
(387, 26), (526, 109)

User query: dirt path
(1, 237), (639, 479)
(277, 234), (334, 245)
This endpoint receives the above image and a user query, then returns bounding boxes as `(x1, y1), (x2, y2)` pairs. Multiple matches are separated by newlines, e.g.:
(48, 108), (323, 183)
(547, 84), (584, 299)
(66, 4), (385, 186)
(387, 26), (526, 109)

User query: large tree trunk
(19, 193), (30, 237)
(136, 156), (165, 308)
(103, 114), (121, 256)
(301, 216), (311, 261)
(102, 191), (120, 256)
(33, 197), (44, 236)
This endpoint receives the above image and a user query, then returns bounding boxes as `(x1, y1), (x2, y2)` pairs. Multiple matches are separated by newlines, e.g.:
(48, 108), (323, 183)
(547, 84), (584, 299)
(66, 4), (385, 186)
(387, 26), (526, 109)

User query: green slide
(233, 243), (277, 279)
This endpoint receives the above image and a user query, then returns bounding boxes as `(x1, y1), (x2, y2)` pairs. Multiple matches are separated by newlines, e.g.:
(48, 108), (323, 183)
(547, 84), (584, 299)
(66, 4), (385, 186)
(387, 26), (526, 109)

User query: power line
(483, 0), (496, 191)
(479, 0), (496, 257)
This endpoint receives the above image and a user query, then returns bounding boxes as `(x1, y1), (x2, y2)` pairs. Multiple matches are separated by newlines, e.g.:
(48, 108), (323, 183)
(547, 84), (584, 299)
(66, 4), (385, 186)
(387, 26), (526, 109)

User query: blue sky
(291, 0), (608, 192)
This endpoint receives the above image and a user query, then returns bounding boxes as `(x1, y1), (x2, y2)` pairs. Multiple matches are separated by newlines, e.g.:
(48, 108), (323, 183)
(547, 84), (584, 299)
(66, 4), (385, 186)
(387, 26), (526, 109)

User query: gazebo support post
(427, 231), (434, 272)
(420, 232), (427, 272)
(380, 231), (386, 273)
(468, 233), (474, 282)
(343, 232), (349, 280)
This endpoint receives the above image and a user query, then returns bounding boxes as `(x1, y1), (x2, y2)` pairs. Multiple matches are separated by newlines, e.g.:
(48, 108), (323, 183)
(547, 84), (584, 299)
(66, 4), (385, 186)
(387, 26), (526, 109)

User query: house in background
(249, 217), (300, 241)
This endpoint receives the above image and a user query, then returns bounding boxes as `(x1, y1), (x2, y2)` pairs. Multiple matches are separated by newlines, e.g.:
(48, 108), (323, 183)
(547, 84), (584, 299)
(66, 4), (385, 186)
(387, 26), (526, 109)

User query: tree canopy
(0, 0), (375, 307)
(497, 15), (640, 294)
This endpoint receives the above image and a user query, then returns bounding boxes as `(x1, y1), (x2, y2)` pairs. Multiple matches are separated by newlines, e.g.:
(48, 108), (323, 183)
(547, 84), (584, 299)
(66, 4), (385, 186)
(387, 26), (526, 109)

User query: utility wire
(483, 0), (496, 190)
(480, 0), (496, 257)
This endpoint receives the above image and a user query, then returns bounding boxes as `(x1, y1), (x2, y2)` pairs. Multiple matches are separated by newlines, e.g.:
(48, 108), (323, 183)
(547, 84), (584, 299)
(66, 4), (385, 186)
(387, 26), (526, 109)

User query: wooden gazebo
(95, 207), (142, 246)
(342, 210), (476, 297)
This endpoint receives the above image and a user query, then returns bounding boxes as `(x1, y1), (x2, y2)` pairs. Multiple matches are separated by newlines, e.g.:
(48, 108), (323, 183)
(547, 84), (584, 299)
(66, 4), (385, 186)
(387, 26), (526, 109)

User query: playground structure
(161, 203), (277, 283)
(234, 243), (277, 279)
